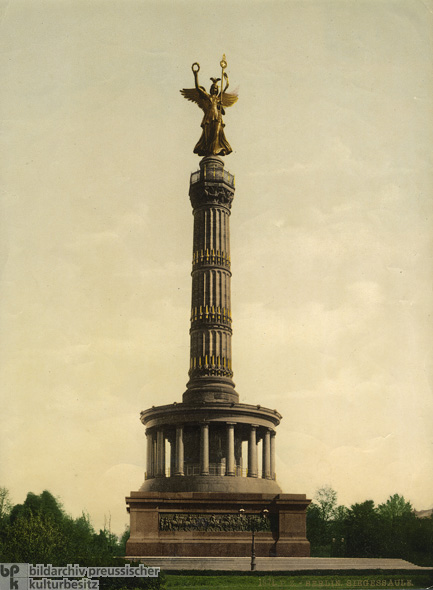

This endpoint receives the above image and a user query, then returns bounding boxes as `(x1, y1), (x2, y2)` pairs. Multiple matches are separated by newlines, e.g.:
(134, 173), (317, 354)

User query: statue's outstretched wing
(221, 91), (238, 108)
(180, 87), (208, 111)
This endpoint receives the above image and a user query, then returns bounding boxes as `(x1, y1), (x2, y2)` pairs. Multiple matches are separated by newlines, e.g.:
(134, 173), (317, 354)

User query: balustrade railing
(145, 467), (275, 480)
(184, 463), (247, 477)
(190, 169), (234, 187)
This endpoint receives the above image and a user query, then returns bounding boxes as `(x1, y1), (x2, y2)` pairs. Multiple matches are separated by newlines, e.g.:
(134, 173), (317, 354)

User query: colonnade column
(156, 429), (165, 477)
(146, 430), (154, 479)
(200, 423), (210, 475)
(262, 428), (271, 480)
(248, 425), (258, 478)
(226, 422), (235, 476)
(270, 430), (276, 480)
(175, 426), (184, 476)
(152, 436), (157, 478)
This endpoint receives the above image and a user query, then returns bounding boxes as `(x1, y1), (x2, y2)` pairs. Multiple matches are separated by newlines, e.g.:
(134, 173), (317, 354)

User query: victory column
(126, 56), (310, 558)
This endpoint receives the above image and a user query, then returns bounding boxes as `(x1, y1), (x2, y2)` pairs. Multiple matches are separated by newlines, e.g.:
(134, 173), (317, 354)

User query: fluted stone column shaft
(152, 437), (157, 478)
(169, 439), (175, 477)
(184, 156), (238, 404)
(200, 423), (210, 475)
(248, 425), (258, 478)
(146, 431), (154, 479)
(270, 430), (276, 480)
(262, 429), (271, 480)
(175, 426), (184, 476)
(226, 422), (235, 476)
(156, 429), (165, 477)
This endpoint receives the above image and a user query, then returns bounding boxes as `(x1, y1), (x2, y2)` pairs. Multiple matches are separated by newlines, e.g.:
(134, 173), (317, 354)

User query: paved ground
(132, 557), (433, 571)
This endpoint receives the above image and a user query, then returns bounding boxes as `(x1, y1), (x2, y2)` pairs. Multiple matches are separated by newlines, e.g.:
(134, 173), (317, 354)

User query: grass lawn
(165, 572), (433, 590)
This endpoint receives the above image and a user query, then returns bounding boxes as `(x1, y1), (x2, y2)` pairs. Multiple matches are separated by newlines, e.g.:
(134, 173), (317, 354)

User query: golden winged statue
(180, 56), (238, 157)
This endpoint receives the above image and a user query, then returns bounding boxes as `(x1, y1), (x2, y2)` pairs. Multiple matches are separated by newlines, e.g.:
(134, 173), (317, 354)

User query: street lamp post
(240, 508), (269, 571)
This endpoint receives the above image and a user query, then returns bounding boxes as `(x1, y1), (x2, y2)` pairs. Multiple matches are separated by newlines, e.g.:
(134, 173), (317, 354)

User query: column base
(139, 474), (281, 494)
(183, 376), (239, 404)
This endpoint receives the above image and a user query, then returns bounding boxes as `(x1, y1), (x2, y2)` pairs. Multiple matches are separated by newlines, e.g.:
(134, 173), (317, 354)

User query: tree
(0, 488), (12, 521)
(344, 500), (382, 558)
(307, 488), (433, 565)
(307, 502), (328, 550)
(329, 504), (349, 557)
(62, 512), (97, 561)
(0, 488), (13, 560)
(377, 494), (413, 520)
(9, 490), (65, 525)
(315, 485), (338, 522)
(117, 527), (130, 556)
(377, 494), (416, 558)
(307, 486), (341, 555)
(3, 491), (113, 564)
(0, 490), (164, 589)
(407, 514), (433, 566)
(5, 512), (67, 563)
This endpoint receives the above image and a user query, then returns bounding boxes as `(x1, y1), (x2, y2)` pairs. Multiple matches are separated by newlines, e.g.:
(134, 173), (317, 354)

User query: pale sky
(1, 0), (432, 535)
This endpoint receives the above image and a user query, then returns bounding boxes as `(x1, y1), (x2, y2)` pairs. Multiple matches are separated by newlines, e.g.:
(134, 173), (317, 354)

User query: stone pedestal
(125, 492), (310, 558)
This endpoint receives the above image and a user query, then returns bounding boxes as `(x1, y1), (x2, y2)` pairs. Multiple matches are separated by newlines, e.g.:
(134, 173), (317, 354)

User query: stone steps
(130, 557), (432, 571)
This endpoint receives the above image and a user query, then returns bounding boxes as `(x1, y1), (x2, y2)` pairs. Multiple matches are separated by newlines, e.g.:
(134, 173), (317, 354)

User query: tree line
(307, 486), (433, 566)
(0, 488), (162, 590)
(1, 485), (431, 570)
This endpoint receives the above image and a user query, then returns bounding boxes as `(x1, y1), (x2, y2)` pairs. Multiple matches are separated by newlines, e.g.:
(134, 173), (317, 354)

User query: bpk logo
(0, 564), (28, 590)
